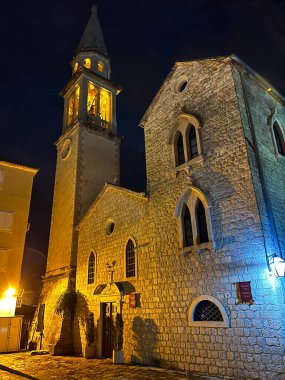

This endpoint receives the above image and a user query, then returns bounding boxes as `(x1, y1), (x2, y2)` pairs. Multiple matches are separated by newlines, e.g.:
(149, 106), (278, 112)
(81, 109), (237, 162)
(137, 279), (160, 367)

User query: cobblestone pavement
(0, 352), (221, 380)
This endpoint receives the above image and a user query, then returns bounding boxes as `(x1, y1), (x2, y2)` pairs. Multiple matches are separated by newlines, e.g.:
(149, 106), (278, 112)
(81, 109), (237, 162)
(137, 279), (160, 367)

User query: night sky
(1, 0), (285, 254)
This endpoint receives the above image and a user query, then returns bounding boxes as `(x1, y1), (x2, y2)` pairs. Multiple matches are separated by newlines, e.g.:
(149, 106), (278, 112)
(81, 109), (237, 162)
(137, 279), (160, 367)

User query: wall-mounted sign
(129, 294), (136, 308)
(236, 281), (254, 305)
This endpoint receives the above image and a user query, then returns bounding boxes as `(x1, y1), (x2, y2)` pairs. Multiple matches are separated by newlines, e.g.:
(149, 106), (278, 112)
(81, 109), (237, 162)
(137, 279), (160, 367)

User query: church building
(34, 6), (285, 379)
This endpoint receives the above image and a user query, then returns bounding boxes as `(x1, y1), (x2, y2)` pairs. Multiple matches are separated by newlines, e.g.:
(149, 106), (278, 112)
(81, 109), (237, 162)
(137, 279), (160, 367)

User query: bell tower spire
(71, 4), (111, 80)
(76, 5), (108, 57)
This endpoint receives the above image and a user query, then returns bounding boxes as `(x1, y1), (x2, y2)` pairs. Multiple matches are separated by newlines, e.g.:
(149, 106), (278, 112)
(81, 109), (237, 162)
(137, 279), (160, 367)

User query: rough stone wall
(75, 57), (285, 379)
(140, 58), (284, 379)
(232, 62), (285, 257)
(32, 276), (69, 350)
(78, 127), (120, 221)
(74, 59), (284, 379)
(74, 187), (149, 354)
(46, 126), (80, 272)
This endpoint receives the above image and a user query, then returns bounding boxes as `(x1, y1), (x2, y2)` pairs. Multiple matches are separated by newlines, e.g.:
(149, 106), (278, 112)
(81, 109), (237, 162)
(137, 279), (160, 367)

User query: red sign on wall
(129, 294), (136, 308)
(236, 281), (254, 305)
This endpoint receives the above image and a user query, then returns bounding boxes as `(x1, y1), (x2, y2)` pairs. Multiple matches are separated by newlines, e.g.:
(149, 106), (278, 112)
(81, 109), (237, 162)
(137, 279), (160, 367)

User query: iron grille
(193, 300), (223, 322)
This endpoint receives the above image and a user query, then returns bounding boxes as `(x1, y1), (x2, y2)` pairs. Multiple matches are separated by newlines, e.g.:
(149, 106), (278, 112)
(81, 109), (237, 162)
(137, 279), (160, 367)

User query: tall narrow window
(100, 88), (112, 124)
(67, 85), (80, 126)
(189, 125), (198, 159)
(0, 170), (4, 189)
(183, 205), (193, 247)
(126, 240), (135, 278)
(177, 132), (185, 165)
(88, 252), (95, 284)
(196, 200), (208, 244)
(87, 82), (98, 115)
(73, 62), (78, 73)
(273, 122), (285, 156)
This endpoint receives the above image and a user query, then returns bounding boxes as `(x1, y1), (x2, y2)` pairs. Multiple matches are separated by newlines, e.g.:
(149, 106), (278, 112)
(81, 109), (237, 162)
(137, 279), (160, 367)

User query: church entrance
(101, 302), (116, 358)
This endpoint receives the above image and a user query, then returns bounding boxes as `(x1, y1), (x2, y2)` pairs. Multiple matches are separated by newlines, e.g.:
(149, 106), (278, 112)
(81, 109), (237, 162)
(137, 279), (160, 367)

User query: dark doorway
(101, 302), (116, 357)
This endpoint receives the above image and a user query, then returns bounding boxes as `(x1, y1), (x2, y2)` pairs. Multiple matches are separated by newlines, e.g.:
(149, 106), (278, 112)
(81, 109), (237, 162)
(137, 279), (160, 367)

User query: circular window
(106, 219), (115, 236)
(174, 76), (188, 94)
(61, 139), (72, 160)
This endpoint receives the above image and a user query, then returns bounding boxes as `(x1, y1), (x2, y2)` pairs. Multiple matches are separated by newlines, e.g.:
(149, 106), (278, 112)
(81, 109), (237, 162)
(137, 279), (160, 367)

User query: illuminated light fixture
(0, 287), (17, 317)
(5, 287), (16, 297)
(268, 255), (285, 277)
(267, 87), (272, 92)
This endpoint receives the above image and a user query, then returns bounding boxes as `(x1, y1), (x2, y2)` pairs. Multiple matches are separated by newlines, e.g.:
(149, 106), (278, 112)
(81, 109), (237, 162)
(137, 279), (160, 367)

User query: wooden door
(102, 302), (114, 358)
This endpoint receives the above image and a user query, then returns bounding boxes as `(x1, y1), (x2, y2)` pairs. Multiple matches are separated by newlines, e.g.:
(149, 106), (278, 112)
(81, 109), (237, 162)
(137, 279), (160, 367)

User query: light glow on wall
(0, 287), (17, 317)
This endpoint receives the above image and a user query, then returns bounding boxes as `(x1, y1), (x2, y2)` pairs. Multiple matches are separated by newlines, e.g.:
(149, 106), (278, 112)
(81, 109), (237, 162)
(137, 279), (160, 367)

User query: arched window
(273, 122), (285, 156)
(188, 125), (198, 159)
(126, 240), (135, 278)
(196, 200), (209, 244)
(183, 205), (193, 247)
(88, 252), (95, 284)
(98, 61), (104, 72)
(188, 295), (229, 327)
(193, 300), (223, 322)
(176, 132), (185, 165)
(175, 187), (213, 250)
(73, 62), (78, 73)
(84, 58), (91, 69)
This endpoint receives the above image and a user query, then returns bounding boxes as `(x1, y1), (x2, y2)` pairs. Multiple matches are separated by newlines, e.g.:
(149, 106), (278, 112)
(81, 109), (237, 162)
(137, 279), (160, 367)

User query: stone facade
(34, 7), (285, 380)
(0, 161), (37, 317)
(72, 57), (285, 379)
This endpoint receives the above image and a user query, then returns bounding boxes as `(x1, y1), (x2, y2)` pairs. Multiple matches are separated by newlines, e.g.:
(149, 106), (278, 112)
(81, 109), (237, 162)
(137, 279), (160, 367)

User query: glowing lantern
(268, 255), (285, 277)
(0, 287), (17, 317)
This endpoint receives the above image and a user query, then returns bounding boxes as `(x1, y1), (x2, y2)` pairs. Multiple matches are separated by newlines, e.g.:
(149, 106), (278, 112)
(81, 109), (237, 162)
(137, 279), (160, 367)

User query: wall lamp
(268, 254), (285, 277)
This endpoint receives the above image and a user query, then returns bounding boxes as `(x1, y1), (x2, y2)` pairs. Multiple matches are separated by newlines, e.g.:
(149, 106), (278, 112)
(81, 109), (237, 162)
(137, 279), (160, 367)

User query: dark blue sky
(1, 0), (285, 253)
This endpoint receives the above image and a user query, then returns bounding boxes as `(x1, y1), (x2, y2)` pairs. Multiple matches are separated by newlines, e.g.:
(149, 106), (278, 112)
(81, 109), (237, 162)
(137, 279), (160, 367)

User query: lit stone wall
(75, 58), (285, 379)
(0, 162), (37, 316)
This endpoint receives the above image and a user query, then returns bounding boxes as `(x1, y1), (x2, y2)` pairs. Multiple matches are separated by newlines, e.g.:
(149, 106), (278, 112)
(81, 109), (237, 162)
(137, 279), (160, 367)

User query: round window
(106, 219), (115, 236)
(174, 76), (188, 94)
(61, 139), (72, 160)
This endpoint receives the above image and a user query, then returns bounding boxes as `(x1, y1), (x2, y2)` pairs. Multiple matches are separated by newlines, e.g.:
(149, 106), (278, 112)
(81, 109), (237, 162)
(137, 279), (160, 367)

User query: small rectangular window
(0, 170), (4, 189)
(0, 249), (9, 272)
(0, 211), (13, 231)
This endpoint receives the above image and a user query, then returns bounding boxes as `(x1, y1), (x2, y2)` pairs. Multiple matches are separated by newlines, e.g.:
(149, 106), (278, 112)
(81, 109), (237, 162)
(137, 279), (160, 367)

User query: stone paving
(0, 352), (222, 380)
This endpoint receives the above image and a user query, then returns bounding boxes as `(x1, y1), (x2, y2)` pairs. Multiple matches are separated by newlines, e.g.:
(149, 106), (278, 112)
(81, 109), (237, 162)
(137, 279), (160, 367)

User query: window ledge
(173, 154), (204, 176)
(188, 321), (229, 328)
(182, 241), (213, 255)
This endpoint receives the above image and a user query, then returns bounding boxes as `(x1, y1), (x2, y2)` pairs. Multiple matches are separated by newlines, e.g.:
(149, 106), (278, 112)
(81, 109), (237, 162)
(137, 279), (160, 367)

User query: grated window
(193, 300), (223, 322)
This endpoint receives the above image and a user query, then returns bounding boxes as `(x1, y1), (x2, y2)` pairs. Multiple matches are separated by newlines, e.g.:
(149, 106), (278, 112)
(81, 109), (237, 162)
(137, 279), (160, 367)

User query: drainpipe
(238, 67), (282, 265)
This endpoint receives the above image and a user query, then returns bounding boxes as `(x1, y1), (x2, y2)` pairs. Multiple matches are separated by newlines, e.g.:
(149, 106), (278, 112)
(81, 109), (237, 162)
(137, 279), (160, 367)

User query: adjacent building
(34, 6), (285, 379)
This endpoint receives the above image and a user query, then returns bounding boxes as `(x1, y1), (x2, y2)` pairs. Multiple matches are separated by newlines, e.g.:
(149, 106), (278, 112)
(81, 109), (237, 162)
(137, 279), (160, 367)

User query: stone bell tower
(37, 5), (121, 352)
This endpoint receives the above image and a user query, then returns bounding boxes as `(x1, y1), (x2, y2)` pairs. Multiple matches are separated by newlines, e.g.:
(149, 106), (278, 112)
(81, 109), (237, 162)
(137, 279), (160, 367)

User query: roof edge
(76, 183), (148, 230)
(0, 161), (39, 174)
